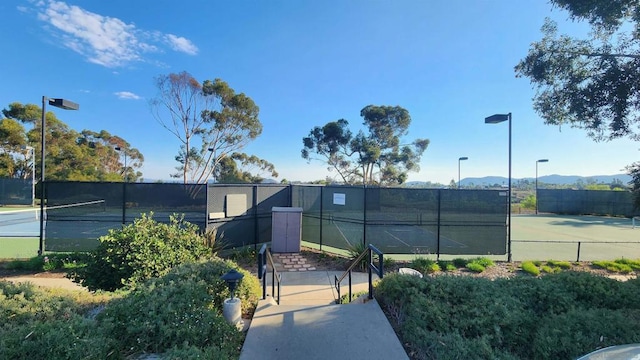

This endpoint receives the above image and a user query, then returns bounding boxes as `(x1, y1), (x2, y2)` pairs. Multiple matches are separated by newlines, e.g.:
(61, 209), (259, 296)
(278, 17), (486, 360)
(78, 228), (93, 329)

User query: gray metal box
(271, 207), (302, 253)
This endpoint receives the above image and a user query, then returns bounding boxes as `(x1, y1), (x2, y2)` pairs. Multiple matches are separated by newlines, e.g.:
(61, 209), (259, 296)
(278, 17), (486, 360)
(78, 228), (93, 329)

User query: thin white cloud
(165, 34), (199, 55)
(114, 91), (141, 100)
(34, 1), (198, 68)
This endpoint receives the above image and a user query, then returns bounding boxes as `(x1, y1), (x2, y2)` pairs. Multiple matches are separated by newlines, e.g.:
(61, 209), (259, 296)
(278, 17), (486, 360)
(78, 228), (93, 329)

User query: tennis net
(0, 200), (106, 226)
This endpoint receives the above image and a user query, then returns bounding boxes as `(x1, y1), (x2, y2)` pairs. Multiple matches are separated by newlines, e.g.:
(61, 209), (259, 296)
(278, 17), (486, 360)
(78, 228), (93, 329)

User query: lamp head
(221, 269), (244, 299)
(537, 159), (549, 163)
(485, 114), (509, 124)
(459, 157), (468, 161)
(48, 98), (79, 110)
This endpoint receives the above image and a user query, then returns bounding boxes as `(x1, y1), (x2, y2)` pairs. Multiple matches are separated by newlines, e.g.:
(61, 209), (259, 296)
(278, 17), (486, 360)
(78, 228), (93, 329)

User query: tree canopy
(1, 102), (142, 182)
(516, 1), (640, 141)
(515, 0), (640, 207)
(302, 105), (429, 185)
(150, 71), (272, 184)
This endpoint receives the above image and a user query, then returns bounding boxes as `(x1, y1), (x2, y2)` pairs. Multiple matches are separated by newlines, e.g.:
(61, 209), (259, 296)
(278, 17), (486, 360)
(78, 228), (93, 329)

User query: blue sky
(2, 0), (638, 184)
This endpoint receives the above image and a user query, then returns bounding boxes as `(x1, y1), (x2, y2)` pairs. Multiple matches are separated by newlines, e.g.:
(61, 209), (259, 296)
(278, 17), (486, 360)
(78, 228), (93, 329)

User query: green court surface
(0, 237), (38, 259)
(511, 214), (640, 261)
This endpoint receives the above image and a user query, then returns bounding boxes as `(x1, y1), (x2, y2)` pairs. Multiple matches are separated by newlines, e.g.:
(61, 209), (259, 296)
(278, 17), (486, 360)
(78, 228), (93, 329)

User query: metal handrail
(258, 244), (281, 304)
(334, 244), (384, 304)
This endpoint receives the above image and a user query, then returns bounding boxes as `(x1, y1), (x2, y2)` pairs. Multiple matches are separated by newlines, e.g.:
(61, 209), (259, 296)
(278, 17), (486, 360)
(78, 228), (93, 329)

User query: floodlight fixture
(484, 112), (512, 262)
(39, 96), (79, 256)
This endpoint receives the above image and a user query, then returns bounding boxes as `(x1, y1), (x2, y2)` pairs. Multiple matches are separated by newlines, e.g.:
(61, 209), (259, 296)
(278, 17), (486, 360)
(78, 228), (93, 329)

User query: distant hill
(460, 174), (632, 187)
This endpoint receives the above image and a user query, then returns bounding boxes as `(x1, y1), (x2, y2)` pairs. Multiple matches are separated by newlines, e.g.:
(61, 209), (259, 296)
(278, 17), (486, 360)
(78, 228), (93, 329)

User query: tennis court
(0, 200), (116, 257)
(511, 214), (640, 261)
(308, 209), (506, 256)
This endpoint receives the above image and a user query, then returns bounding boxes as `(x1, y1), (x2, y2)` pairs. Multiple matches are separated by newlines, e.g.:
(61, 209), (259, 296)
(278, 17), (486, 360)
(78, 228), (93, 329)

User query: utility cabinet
(271, 207), (302, 253)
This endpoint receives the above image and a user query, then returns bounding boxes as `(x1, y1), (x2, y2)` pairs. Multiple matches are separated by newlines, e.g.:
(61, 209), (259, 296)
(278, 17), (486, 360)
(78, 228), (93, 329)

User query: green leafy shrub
(156, 258), (261, 316)
(465, 257), (494, 273)
(0, 281), (116, 359)
(4, 253), (89, 272)
(615, 258), (640, 270)
(225, 246), (258, 269)
(532, 308), (640, 359)
(0, 315), (116, 359)
(540, 265), (560, 274)
(97, 259), (256, 357)
(546, 259), (572, 269)
(465, 262), (485, 273)
(383, 257), (397, 270)
(592, 260), (633, 273)
(521, 261), (540, 276)
(201, 227), (227, 255)
(410, 257), (440, 274)
(438, 260), (457, 271)
(69, 213), (211, 291)
(375, 271), (640, 360)
(0, 281), (113, 326)
(347, 241), (368, 271)
(452, 258), (468, 268)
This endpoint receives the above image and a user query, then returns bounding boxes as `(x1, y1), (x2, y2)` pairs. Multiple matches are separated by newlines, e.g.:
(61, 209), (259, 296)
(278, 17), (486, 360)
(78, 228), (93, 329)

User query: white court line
(384, 230), (411, 247)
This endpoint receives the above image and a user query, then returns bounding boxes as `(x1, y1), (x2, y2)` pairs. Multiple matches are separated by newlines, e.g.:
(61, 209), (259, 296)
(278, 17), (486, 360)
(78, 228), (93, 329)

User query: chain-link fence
(0, 178), (33, 206)
(3, 181), (508, 256)
(44, 181), (206, 251)
(538, 189), (639, 217)
(291, 185), (507, 255)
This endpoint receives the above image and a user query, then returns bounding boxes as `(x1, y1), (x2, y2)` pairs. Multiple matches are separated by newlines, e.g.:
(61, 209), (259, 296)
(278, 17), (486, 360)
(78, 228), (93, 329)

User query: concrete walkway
(239, 270), (409, 360)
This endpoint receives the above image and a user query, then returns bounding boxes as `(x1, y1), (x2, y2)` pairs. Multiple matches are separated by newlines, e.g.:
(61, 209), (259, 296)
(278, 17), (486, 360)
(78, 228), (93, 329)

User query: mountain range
(408, 174), (633, 187)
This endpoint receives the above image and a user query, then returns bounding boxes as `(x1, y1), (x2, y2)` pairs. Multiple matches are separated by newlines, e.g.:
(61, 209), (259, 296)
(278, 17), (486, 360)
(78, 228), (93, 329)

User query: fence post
(319, 186), (323, 251)
(436, 189), (441, 261)
(576, 241), (581, 262)
(363, 185), (367, 248)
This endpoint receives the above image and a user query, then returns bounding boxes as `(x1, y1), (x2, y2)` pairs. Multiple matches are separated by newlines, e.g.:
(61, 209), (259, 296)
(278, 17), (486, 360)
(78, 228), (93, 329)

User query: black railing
(258, 244), (281, 304)
(334, 244), (384, 304)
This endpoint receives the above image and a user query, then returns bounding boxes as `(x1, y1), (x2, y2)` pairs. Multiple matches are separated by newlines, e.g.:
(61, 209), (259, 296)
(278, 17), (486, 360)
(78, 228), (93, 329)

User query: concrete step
(240, 298), (408, 360)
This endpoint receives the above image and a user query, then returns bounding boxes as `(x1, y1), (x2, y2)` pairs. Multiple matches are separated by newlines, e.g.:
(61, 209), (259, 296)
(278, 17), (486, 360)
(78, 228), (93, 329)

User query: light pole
(114, 146), (128, 181)
(536, 159), (549, 214)
(39, 97), (79, 256)
(458, 157), (468, 189)
(22, 146), (35, 206)
(485, 113), (512, 262)
(115, 146), (128, 224)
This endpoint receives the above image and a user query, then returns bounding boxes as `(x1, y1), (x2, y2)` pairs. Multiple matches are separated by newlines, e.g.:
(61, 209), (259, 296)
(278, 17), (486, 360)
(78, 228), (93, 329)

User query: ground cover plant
(375, 271), (640, 360)
(593, 258), (640, 274)
(0, 258), (260, 359)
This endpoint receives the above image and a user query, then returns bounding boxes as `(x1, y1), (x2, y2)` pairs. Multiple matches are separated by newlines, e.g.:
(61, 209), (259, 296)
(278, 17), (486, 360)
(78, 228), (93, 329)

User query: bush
(452, 258), (468, 268)
(347, 241), (368, 271)
(0, 315), (116, 359)
(0, 281), (116, 359)
(592, 260), (633, 273)
(465, 257), (494, 273)
(532, 308), (640, 359)
(375, 271), (640, 360)
(69, 213), (211, 291)
(411, 257), (440, 274)
(546, 259), (572, 269)
(97, 258), (258, 357)
(521, 261), (540, 276)
(438, 260), (457, 272)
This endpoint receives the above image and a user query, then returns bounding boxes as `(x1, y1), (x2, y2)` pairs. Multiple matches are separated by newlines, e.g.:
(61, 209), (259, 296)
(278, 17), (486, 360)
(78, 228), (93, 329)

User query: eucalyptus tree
(515, 0), (640, 207)
(302, 105), (429, 185)
(150, 72), (268, 184)
(1, 102), (141, 181)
